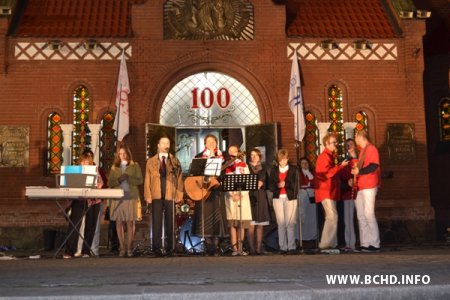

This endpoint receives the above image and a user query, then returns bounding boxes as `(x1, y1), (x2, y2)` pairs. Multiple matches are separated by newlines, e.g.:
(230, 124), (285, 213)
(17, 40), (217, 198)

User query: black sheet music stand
(222, 174), (258, 254)
(188, 158), (207, 176)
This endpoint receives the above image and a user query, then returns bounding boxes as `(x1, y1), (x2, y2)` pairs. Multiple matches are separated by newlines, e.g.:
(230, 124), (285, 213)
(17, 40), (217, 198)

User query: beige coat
(144, 154), (184, 202)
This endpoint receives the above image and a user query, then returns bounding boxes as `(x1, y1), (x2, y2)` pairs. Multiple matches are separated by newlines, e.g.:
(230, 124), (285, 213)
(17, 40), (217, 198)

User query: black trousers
(82, 202), (101, 255)
(152, 199), (174, 253)
(65, 200), (87, 256)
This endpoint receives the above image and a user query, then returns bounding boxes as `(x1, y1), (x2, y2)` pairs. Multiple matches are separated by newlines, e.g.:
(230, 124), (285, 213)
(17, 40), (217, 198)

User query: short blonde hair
(322, 133), (337, 146)
(276, 149), (289, 162)
(355, 130), (369, 140)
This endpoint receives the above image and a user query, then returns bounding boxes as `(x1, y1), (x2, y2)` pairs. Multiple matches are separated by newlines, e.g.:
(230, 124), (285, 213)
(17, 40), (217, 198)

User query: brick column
(317, 122), (331, 153)
(343, 122), (357, 140)
(60, 124), (73, 166)
(88, 124), (102, 166)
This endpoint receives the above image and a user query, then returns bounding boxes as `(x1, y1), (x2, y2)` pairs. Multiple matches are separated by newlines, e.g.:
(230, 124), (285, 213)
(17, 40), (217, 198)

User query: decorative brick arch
(144, 52), (274, 125)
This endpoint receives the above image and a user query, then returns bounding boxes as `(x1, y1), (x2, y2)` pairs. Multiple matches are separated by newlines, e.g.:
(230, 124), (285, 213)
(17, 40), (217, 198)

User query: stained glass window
(72, 86), (91, 164)
(440, 97), (450, 141)
(328, 85), (344, 162)
(47, 112), (63, 174)
(305, 112), (319, 165)
(100, 111), (116, 172)
(160, 72), (260, 126)
(355, 111), (368, 135)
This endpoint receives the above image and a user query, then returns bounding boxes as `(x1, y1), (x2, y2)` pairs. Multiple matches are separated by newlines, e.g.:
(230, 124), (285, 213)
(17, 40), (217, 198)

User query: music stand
(222, 174), (258, 254)
(188, 158), (207, 176)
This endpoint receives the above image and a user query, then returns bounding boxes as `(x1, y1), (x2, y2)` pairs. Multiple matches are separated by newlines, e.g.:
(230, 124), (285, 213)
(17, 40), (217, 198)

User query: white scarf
(302, 169), (313, 180)
(279, 164), (289, 173)
(203, 148), (223, 158)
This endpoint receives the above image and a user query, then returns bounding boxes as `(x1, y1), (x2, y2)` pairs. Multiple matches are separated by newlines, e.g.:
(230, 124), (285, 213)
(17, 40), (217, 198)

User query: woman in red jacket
(314, 133), (348, 251)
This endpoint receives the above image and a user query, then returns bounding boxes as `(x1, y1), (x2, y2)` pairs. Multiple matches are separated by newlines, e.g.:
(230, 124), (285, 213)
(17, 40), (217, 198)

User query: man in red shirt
(351, 130), (381, 252)
(315, 133), (348, 251)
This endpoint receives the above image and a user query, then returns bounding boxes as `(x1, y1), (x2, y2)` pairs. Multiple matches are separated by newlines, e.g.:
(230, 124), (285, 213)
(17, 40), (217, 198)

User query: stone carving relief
(164, 0), (254, 40)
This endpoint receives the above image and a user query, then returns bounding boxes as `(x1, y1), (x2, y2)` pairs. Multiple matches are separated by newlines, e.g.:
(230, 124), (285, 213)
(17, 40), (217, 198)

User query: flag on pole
(288, 51), (306, 142)
(112, 51), (130, 142)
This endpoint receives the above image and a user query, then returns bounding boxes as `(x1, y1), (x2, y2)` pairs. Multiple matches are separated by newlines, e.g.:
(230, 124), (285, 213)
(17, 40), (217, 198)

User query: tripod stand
(131, 204), (153, 256)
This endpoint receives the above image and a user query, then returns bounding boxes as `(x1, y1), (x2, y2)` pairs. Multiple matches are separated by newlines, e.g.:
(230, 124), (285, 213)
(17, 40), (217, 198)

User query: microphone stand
(167, 151), (179, 256)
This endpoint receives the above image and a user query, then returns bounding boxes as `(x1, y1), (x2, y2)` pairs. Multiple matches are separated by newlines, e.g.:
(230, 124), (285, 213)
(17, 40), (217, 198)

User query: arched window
(100, 111), (116, 172)
(328, 85), (344, 162)
(160, 71), (260, 126)
(305, 111), (319, 165)
(355, 111), (368, 134)
(72, 86), (91, 164)
(47, 112), (63, 174)
(439, 97), (450, 141)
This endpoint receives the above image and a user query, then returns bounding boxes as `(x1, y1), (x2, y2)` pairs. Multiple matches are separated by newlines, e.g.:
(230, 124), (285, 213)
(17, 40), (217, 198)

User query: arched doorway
(146, 71), (277, 174)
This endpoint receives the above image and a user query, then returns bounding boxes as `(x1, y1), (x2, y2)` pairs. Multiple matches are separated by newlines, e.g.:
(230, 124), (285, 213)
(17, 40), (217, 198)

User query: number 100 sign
(191, 88), (231, 109)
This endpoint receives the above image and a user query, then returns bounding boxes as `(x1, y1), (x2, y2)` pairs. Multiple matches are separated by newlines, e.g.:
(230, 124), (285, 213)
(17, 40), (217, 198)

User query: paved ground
(1, 245), (450, 299)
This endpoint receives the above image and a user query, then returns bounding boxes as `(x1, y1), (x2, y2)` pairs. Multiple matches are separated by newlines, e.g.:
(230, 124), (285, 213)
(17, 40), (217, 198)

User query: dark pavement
(1, 245), (450, 299)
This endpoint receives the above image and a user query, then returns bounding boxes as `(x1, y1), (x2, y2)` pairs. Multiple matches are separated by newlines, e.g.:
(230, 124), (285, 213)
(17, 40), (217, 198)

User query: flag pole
(295, 85), (303, 252)
(115, 83), (122, 150)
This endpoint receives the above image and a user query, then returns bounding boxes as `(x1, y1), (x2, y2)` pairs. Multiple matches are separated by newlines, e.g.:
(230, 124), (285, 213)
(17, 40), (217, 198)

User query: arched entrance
(146, 71), (277, 174)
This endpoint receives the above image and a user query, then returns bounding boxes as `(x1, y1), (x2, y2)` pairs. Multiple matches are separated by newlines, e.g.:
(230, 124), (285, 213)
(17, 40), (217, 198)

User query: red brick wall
(0, 1), (434, 235)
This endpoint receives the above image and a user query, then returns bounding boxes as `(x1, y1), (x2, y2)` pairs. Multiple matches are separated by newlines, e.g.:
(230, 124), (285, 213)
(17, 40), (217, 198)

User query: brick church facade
(0, 0), (447, 248)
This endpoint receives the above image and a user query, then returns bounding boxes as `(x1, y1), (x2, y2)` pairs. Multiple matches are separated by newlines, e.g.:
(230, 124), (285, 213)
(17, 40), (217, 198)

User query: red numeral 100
(191, 87), (231, 109)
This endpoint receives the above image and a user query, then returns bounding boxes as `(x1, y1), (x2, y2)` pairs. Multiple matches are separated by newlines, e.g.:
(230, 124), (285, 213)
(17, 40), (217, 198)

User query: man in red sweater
(315, 133), (348, 251)
(352, 130), (381, 252)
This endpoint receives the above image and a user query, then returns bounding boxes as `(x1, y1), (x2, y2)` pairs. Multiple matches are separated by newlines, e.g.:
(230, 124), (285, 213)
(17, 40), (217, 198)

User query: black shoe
(279, 250), (287, 255)
(361, 245), (380, 253)
(154, 251), (165, 257)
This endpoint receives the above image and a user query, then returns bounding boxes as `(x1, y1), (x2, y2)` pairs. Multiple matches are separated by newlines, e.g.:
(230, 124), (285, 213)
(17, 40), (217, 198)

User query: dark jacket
(268, 164), (299, 200)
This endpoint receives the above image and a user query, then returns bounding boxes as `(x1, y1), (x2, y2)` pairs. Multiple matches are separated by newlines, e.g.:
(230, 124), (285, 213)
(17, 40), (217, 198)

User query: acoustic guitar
(184, 158), (236, 201)
(184, 176), (220, 201)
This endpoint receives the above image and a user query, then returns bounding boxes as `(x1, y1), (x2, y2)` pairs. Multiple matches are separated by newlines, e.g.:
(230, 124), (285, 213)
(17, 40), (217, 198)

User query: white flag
(112, 51), (130, 142)
(288, 51), (305, 141)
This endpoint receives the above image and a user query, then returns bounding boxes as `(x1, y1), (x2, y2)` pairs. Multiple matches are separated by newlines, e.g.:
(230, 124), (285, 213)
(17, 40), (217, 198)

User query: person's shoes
(279, 250), (287, 255)
(119, 250), (125, 257)
(63, 254), (72, 259)
(320, 248), (340, 254)
(339, 246), (354, 252)
(74, 252), (82, 258)
(154, 251), (164, 257)
(81, 254), (90, 258)
(239, 251), (248, 256)
(287, 249), (297, 255)
(231, 251), (239, 256)
(127, 250), (133, 257)
(361, 245), (380, 253)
